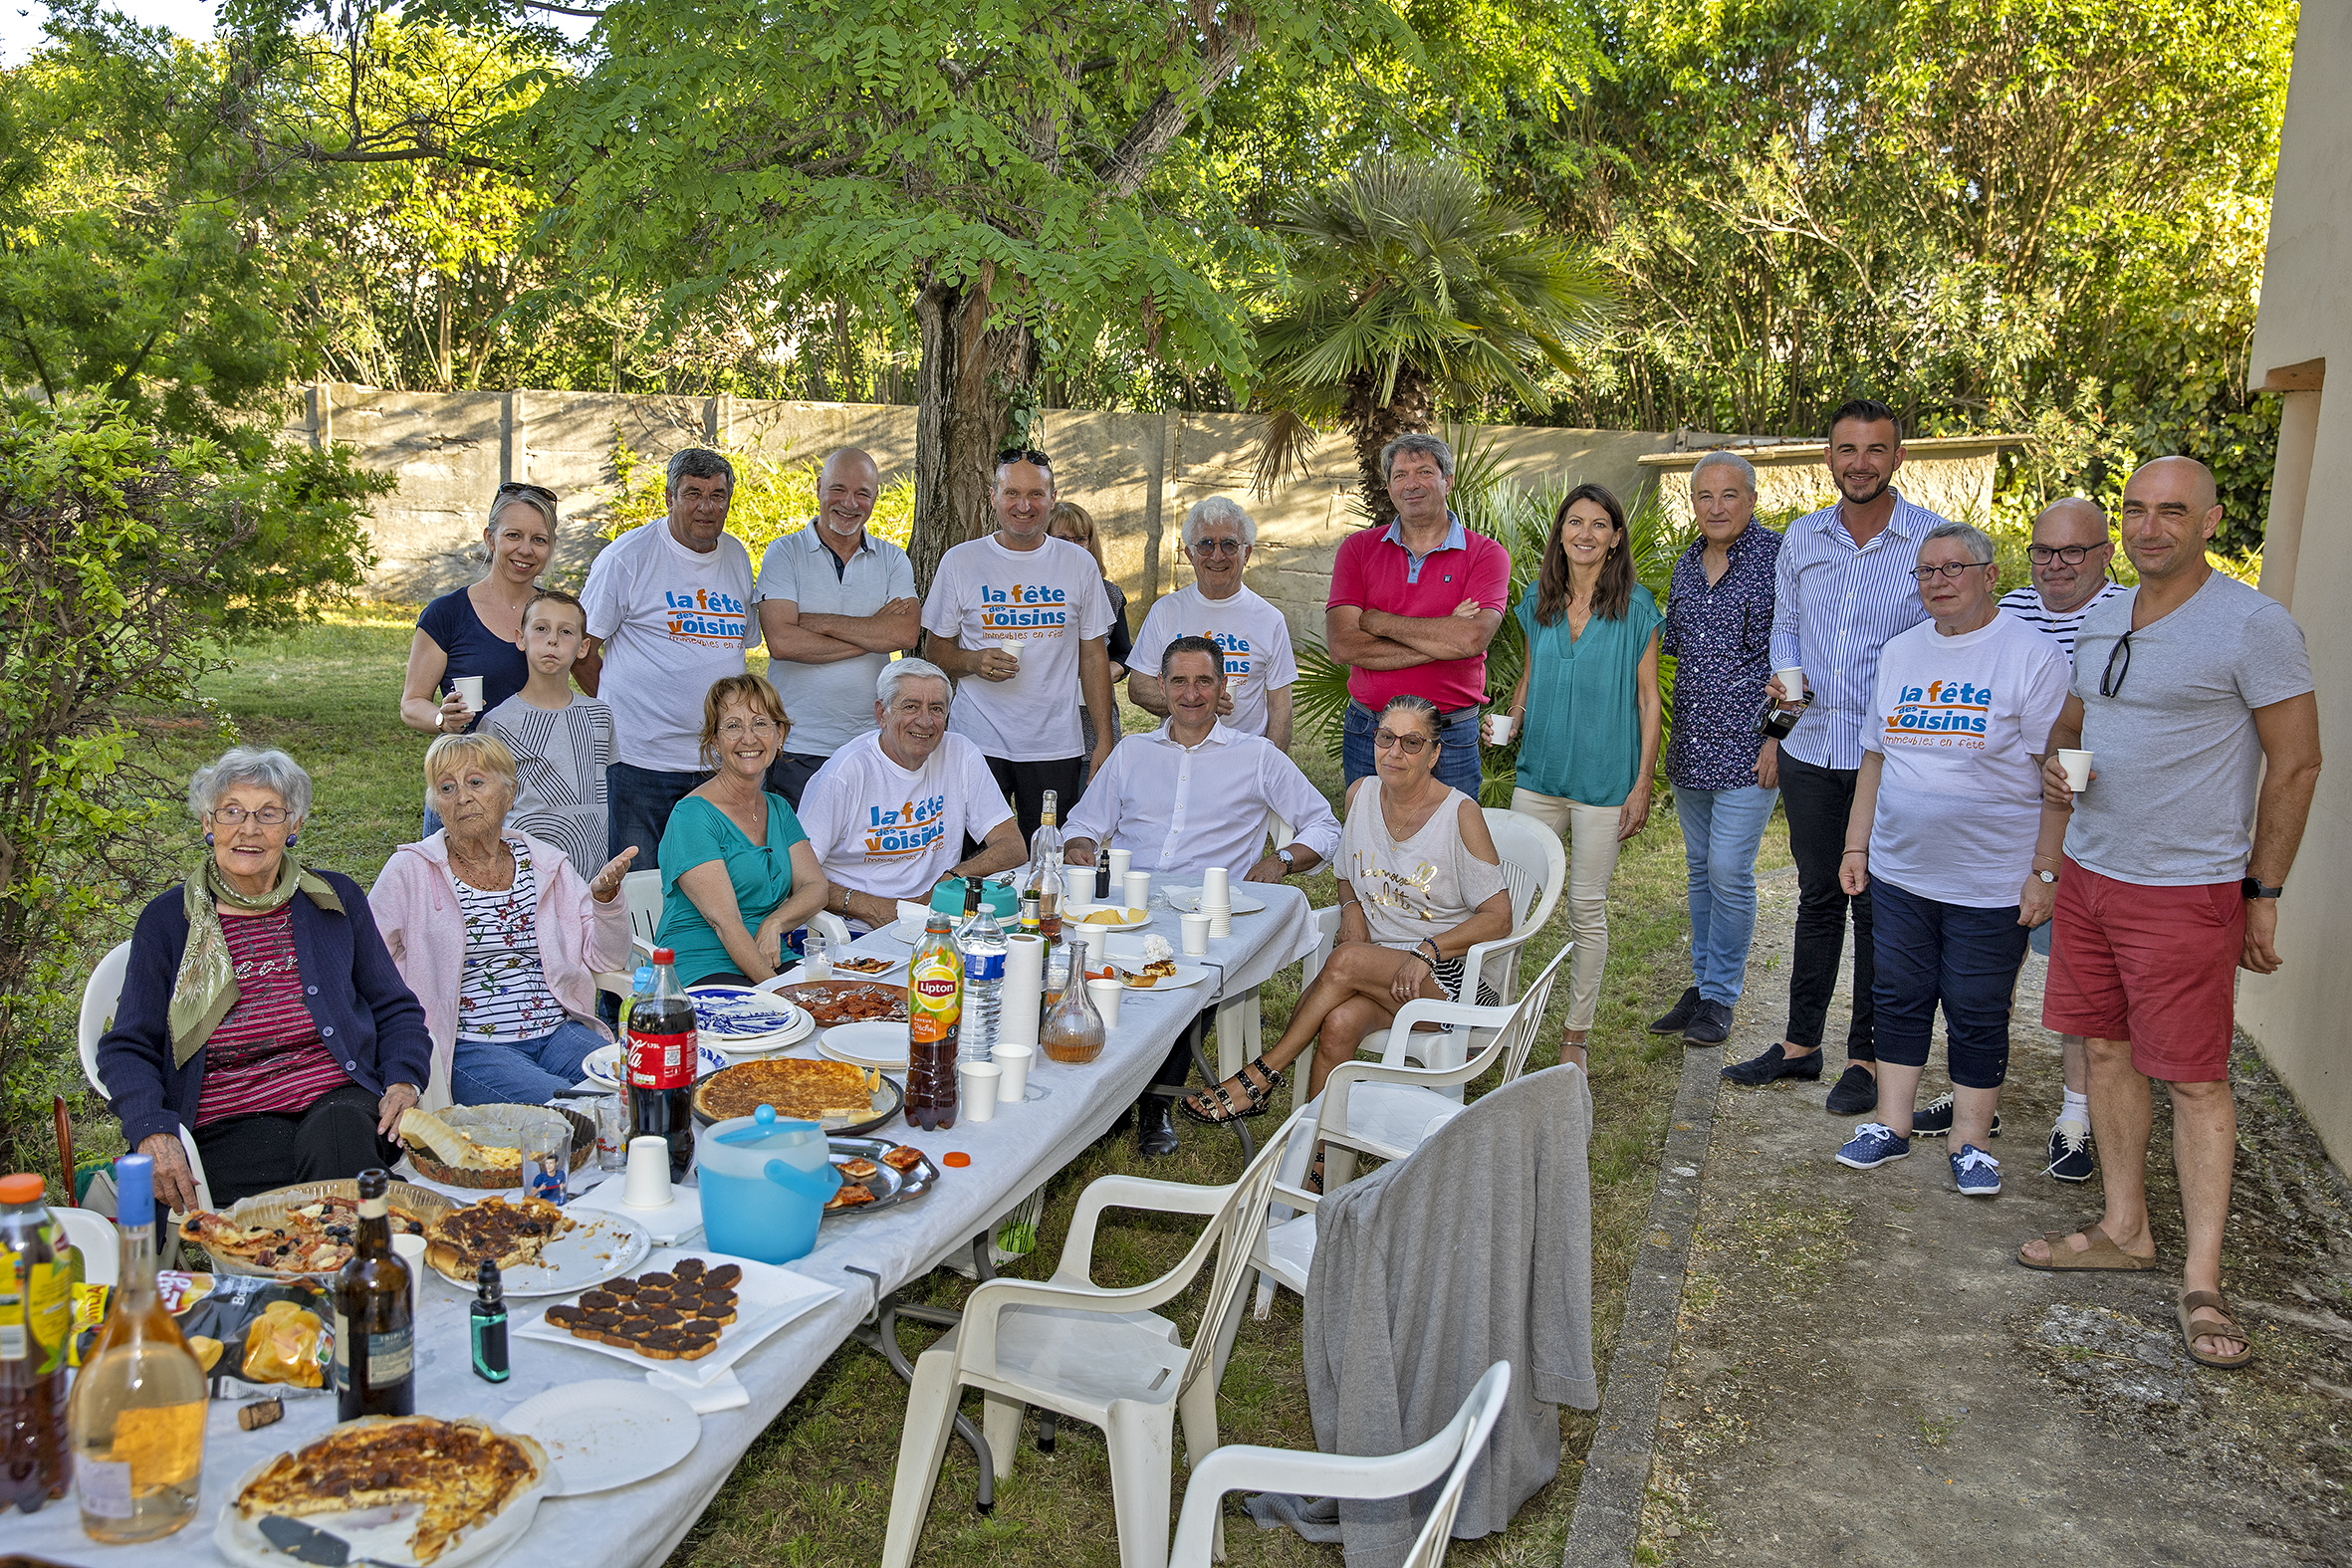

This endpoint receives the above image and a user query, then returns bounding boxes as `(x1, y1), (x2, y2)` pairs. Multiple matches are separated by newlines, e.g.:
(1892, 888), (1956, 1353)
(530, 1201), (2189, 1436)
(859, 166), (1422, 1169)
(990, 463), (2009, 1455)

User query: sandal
(2177, 1290), (2254, 1370)
(2015, 1223), (2160, 1272)
(1180, 1060), (1284, 1126)
(1303, 1142), (1326, 1197)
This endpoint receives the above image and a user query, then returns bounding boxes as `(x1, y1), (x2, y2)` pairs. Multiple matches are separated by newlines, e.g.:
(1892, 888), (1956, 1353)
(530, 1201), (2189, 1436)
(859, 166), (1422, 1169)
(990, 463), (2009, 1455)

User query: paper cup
(959, 1061), (1002, 1122)
(997, 638), (1023, 665)
(1484, 714), (1516, 745)
(2058, 749), (2092, 792)
(391, 1233), (427, 1321)
(1123, 871), (1151, 910)
(452, 675), (485, 714)
(1075, 924), (1107, 973)
(621, 1135), (673, 1209)
(1180, 912), (1212, 956)
(1202, 867), (1230, 911)
(1107, 848), (1132, 883)
(1774, 666), (1804, 702)
(1062, 866), (1091, 907)
(993, 1043), (1033, 1101)
(1086, 977), (1122, 1027)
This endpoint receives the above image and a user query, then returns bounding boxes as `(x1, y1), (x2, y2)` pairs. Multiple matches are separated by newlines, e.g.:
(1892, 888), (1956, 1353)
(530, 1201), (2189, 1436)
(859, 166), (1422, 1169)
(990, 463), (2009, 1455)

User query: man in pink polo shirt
(1325, 433), (1512, 795)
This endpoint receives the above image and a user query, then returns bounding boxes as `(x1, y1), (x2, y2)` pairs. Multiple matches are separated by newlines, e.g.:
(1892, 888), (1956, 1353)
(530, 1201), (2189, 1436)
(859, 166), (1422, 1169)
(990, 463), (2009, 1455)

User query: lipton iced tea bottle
(626, 948), (698, 1180)
(906, 913), (961, 1131)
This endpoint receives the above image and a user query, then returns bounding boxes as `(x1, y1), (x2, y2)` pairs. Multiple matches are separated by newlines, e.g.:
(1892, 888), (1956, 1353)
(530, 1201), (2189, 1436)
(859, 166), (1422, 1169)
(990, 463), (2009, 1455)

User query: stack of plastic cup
(1203, 866), (1232, 939)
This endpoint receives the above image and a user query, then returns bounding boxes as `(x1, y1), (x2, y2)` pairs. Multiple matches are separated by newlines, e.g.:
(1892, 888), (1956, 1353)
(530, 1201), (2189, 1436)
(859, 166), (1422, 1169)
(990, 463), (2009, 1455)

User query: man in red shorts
(2017, 457), (2320, 1373)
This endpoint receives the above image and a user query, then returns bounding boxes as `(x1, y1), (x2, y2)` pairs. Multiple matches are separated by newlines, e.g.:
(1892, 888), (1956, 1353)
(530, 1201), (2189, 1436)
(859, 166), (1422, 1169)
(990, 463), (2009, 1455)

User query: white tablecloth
(19, 887), (1317, 1568)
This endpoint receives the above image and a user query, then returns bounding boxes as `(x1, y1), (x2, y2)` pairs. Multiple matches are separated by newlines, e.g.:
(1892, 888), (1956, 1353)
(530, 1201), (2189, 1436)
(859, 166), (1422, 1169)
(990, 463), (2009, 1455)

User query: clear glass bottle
(1040, 935), (1107, 1064)
(68, 1155), (205, 1544)
(1022, 789), (1064, 944)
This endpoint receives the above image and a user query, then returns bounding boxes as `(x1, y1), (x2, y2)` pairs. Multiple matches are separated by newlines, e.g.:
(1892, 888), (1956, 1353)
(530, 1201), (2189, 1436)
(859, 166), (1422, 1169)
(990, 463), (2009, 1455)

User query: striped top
(192, 905), (354, 1125)
(455, 837), (568, 1042)
(1995, 581), (2126, 664)
(1768, 492), (1947, 770)
(485, 694), (616, 881)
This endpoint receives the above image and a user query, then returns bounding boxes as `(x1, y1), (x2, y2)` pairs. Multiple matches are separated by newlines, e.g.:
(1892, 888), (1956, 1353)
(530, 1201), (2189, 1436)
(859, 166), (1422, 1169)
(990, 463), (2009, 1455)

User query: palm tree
(1248, 159), (1615, 523)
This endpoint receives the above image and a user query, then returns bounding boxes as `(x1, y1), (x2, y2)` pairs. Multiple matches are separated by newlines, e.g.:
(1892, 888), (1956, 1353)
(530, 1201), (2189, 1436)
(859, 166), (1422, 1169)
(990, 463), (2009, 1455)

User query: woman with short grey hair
(95, 748), (432, 1213)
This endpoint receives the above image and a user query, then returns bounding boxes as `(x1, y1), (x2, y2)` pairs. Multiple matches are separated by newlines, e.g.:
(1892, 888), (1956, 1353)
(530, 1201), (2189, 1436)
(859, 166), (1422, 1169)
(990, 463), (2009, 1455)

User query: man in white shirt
(797, 659), (1027, 933)
(1062, 635), (1340, 1158)
(755, 448), (920, 806)
(1988, 497), (2127, 1184)
(920, 450), (1115, 846)
(578, 448), (756, 870)
(1128, 497), (1298, 751)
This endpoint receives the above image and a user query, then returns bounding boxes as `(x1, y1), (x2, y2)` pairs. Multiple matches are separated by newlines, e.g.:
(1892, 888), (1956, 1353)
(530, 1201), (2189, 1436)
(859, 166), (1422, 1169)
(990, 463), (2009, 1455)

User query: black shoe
(1721, 1042), (1823, 1085)
(2045, 1119), (2095, 1183)
(1137, 1096), (1179, 1159)
(1825, 1064), (1880, 1115)
(1910, 1093), (2000, 1139)
(1650, 987), (1702, 1034)
(1682, 999), (1734, 1046)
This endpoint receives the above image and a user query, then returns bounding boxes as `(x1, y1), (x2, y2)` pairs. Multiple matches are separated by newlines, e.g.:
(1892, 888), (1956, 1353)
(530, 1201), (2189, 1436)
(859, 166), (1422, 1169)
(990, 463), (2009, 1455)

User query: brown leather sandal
(2014, 1223), (2160, 1272)
(2177, 1290), (2254, 1370)
(1179, 1060), (1284, 1126)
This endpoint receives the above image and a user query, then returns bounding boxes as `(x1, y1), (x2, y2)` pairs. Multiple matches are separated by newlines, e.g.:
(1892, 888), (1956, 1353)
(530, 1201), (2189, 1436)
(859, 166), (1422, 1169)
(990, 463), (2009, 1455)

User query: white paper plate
(1160, 885), (1268, 914)
(1115, 963), (1211, 992)
(505, 1379), (700, 1494)
(514, 1247), (841, 1386)
(819, 1020), (912, 1070)
(214, 1420), (552, 1568)
(428, 1207), (653, 1298)
(1064, 904), (1152, 931)
(584, 1040), (728, 1091)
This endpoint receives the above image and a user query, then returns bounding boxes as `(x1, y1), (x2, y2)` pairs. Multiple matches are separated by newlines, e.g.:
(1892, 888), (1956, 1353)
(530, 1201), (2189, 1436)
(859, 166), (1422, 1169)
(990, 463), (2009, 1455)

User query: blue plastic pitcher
(697, 1105), (841, 1264)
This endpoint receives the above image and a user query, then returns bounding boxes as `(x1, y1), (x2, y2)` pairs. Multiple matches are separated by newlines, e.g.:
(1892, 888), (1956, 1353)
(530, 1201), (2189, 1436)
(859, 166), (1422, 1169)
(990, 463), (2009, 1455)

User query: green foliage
(0, 395), (385, 1173)
(599, 433), (916, 565)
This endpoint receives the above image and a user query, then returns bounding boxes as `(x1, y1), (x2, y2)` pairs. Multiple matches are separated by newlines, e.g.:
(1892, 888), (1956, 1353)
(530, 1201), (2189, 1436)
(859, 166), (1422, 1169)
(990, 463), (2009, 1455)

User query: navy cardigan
(97, 872), (433, 1151)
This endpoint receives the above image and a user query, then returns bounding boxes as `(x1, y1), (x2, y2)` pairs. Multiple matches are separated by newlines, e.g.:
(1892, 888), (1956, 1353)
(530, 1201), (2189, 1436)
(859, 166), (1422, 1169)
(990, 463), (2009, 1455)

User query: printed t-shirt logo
(1207, 629), (1254, 679)
(664, 587), (748, 646)
(979, 582), (1068, 632)
(864, 793), (948, 859)
(1886, 678), (1990, 743)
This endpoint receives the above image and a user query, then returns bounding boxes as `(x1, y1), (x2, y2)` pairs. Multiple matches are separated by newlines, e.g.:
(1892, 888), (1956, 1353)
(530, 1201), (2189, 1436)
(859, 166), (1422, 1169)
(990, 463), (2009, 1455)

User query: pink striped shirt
(193, 905), (355, 1126)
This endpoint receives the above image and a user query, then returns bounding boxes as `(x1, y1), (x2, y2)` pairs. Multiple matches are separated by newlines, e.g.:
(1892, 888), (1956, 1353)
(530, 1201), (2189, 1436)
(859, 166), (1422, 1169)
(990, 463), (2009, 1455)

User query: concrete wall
(1640, 435), (2007, 530)
(2240, 2), (2352, 1172)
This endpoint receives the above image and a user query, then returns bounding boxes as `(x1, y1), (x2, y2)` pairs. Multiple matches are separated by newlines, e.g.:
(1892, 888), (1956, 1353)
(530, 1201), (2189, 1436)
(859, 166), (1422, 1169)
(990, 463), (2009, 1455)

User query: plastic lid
(0, 1173), (45, 1204)
(651, 947), (676, 964)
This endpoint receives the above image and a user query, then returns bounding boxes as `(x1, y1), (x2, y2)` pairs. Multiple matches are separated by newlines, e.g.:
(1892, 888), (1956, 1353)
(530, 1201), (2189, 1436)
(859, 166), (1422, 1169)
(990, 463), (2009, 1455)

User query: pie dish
(226, 1415), (548, 1566)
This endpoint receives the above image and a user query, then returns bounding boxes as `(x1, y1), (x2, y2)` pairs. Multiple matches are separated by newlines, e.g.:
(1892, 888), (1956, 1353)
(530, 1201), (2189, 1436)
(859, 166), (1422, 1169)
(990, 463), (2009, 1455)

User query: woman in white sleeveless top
(1183, 695), (1513, 1181)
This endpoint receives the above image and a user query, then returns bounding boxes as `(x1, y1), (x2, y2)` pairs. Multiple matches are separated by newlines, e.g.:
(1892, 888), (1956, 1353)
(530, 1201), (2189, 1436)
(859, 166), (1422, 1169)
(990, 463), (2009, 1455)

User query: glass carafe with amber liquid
(68, 1154), (206, 1543)
(1040, 935), (1106, 1064)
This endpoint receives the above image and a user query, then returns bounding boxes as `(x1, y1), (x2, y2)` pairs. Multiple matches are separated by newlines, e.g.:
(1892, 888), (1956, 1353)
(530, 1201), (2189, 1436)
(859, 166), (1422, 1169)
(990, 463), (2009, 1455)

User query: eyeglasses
(1911, 560), (1991, 581)
(496, 482), (557, 503)
(1190, 538), (1245, 557)
(210, 804), (290, 826)
(1373, 731), (1435, 754)
(718, 719), (780, 738)
(2026, 544), (2101, 565)
(2099, 631), (2132, 698)
(995, 447), (1051, 469)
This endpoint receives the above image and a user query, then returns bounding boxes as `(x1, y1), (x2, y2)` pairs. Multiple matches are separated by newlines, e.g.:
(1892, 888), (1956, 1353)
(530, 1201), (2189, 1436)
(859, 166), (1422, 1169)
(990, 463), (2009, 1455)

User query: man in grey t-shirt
(2018, 458), (2321, 1374)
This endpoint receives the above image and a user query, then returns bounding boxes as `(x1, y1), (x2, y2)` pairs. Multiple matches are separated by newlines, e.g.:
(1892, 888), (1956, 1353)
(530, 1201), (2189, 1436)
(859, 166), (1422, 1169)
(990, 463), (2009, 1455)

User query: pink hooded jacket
(368, 830), (631, 1107)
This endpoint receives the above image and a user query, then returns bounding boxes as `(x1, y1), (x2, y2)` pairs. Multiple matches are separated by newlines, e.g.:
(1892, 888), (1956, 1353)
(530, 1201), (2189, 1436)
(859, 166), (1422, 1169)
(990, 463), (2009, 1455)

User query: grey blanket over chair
(1247, 1063), (1597, 1567)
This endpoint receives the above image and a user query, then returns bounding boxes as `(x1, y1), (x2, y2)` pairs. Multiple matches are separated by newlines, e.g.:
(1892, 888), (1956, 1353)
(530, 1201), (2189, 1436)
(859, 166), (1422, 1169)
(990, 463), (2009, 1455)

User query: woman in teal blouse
(657, 675), (830, 986)
(1500, 483), (1663, 1062)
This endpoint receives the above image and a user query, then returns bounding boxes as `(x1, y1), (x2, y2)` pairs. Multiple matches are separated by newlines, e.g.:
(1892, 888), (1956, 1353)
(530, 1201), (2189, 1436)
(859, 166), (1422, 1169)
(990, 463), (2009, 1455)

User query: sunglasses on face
(1190, 538), (1244, 557)
(1373, 730), (1435, 754)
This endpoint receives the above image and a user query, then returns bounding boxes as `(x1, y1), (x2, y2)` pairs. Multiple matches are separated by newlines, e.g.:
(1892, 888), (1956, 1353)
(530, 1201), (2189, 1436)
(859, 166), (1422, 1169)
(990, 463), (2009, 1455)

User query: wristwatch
(2241, 877), (2284, 900)
(1276, 848), (1295, 874)
(2033, 869), (2056, 884)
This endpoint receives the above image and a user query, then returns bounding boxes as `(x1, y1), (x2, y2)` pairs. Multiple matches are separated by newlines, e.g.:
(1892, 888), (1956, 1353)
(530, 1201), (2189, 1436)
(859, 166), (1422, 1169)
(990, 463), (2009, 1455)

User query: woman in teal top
(1500, 482), (1664, 1057)
(657, 674), (830, 986)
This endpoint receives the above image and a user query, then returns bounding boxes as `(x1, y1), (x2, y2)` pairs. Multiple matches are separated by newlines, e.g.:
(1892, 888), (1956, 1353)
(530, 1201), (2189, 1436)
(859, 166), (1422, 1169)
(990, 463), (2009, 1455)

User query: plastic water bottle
(956, 875), (1007, 1067)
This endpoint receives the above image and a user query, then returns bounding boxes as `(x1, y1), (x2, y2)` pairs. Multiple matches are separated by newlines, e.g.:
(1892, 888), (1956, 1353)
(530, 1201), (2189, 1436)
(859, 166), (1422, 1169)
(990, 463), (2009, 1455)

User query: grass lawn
(84, 610), (1791, 1565)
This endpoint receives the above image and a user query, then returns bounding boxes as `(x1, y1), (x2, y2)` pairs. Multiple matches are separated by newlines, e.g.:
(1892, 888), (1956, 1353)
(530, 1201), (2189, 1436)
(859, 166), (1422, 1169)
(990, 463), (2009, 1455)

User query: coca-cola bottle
(625, 949), (698, 1181)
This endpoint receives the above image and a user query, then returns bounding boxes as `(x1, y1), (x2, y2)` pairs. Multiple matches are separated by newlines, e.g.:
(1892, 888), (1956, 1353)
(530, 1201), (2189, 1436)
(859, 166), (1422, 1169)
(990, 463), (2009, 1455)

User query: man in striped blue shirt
(1723, 399), (1948, 1114)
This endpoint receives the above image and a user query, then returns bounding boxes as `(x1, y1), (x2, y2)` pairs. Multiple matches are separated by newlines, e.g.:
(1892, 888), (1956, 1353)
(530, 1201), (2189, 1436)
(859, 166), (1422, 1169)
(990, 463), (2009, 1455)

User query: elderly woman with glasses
(368, 734), (639, 1105)
(657, 674), (830, 986)
(1182, 694), (1512, 1186)
(95, 749), (431, 1213)
(1829, 522), (2072, 1197)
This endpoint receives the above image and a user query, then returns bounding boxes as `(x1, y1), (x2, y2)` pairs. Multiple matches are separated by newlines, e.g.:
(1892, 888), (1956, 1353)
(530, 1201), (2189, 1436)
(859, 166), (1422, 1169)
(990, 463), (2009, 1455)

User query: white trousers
(1508, 786), (1622, 1031)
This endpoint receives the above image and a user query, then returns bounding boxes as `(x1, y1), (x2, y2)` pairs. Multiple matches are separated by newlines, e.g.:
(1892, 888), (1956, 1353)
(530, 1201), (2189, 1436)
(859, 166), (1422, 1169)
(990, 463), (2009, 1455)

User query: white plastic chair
(48, 1207), (119, 1288)
(595, 889), (851, 997)
(1250, 939), (1571, 1319)
(1296, 808), (1564, 1075)
(78, 941), (213, 1214)
(880, 1110), (1302, 1568)
(1166, 1361), (1514, 1568)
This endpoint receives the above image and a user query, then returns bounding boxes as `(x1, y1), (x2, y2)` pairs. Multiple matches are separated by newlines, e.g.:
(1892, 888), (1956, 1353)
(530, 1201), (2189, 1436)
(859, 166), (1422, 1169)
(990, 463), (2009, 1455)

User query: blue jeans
(450, 1019), (610, 1105)
(607, 761), (707, 872)
(1869, 877), (2032, 1090)
(1673, 783), (1779, 1005)
(1342, 702), (1482, 798)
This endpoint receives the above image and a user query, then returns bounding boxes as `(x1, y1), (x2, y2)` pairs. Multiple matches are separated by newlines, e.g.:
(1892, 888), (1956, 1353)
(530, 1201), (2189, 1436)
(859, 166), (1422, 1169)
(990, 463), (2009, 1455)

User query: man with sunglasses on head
(2018, 457), (2319, 1376)
(1979, 498), (2128, 1181)
(920, 448), (1115, 845)
(1128, 497), (1298, 751)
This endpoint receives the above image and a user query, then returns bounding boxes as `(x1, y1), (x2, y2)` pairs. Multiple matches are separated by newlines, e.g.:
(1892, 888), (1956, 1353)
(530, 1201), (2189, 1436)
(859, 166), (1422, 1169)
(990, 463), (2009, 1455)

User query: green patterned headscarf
(168, 852), (344, 1067)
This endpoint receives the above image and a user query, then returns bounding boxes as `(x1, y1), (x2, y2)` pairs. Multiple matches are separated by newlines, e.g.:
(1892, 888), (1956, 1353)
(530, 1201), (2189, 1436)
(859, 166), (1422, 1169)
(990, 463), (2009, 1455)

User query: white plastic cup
(2058, 749), (2093, 792)
(621, 1135), (673, 1209)
(1180, 912), (1212, 956)
(1062, 866), (1091, 908)
(1202, 866), (1230, 911)
(959, 1060), (1002, 1122)
(1208, 912), (1233, 940)
(803, 927), (832, 980)
(452, 675), (485, 714)
(1774, 666), (1804, 703)
(1074, 923), (1107, 973)
(993, 1043), (1033, 1101)
(1107, 848), (1132, 884)
(997, 638), (1023, 666)
(1123, 870), (1151, 910)
(1086, 977), (1123, 1027)
(1484, 713), (1516, 745)
(391, 1233), (427, 1322)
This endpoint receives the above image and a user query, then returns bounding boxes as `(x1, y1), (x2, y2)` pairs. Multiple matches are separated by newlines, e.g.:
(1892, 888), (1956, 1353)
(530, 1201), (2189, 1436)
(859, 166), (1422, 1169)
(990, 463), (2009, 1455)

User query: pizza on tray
(423, 1195), (572, 1283)
(693, 1056), (881, 1124)
(235, 1415), (546, 1565)
(182, 1195), (431, 1276)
